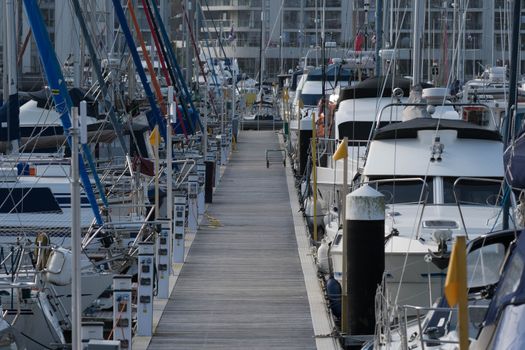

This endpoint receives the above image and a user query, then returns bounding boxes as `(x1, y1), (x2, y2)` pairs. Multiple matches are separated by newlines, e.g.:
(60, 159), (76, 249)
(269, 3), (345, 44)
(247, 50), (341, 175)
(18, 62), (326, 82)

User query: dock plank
(148, 131), (316, 350)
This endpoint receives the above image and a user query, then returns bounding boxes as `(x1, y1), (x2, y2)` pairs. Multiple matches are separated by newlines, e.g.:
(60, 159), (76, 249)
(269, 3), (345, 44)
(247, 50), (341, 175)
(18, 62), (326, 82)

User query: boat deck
(147, 131), (318, 349)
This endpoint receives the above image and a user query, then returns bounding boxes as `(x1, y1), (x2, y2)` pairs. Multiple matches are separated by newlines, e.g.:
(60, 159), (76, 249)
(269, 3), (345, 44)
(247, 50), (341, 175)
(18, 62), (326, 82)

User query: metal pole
(341, 137), (349, 334)
(71, 107), (82, 350)
(154, 138), (160, 220)
(260, 10), (264, 84)
(185, 0), (193, 85)
(502, 0), (521, 230)
(6, 0), (19, 154)
(2, 2), (8, 102)
(311, 112), (318, 242)
(204, 85), (208, 158)
(231, 62), (236, 141)
(167, 86), (174, 224)
(321, 0), (326, 136)
(375, 0), (383, 76)
(412, 0), (423, 85)
(279, 3), (283, 74)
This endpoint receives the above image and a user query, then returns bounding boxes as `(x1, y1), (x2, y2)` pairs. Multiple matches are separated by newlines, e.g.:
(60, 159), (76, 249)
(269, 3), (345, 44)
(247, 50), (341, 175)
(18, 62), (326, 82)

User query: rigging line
(195, 6), (224, 91)
(363, 3), (409, 150)
(149, 0), (202, 133)
(197, 11), (230, 93)
(184, 1), (240, 100)
(395, 1), (473, 305)
(82, 1), (115, 67)
(261, 0), (284, 58)
(139, 0), (171, 87)
(66, 5), (113, 150)
(181, 2), (221, 116)
(16, 29), (31, 65)
(112, 0), (167, 140)
(127, 0), (166, 116)
(70, 0), (129, 156)
(141, 0), (189, 141)
(142, 0), (178, 94)
(499, 5), (508, 108)
(201, 0), (234, 69)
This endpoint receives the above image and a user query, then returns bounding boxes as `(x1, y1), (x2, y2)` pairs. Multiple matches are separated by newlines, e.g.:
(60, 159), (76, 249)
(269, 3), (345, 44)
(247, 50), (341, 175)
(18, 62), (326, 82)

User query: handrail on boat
(82, 205), (156, 249)
(452, 177), (507, 239)
(400, 303), (490, 349)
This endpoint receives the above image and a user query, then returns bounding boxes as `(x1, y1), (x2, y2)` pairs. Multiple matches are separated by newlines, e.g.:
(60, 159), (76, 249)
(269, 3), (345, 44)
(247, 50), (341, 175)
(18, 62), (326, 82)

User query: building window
(283, 10), (300, 30)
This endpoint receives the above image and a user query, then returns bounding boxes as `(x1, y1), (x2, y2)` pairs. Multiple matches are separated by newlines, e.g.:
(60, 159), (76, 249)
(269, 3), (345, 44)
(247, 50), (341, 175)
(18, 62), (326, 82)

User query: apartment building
(201, 0), (525, 82)
(1, 0), (524, 89)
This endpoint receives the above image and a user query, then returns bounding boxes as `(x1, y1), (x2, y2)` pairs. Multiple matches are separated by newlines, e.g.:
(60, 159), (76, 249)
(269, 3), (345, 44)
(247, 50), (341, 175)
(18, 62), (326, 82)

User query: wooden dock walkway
(148, 131), (317, 349)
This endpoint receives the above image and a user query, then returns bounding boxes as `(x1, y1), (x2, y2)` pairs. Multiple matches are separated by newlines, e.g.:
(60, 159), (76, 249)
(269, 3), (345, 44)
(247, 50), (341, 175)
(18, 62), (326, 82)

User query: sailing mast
(375, 0), (383, 77)
(259, 10), (264, 94)
(5, 0), (19, 154)
(70, 0), (128, 155)
(412, 0), (423, 85)
(502, 0), (521, 229)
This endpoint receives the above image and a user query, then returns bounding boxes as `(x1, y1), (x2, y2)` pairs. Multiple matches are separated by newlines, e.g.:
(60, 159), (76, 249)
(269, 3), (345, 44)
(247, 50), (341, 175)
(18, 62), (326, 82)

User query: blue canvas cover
(484, 230), (525, 325)
(504, 131), (525, 189)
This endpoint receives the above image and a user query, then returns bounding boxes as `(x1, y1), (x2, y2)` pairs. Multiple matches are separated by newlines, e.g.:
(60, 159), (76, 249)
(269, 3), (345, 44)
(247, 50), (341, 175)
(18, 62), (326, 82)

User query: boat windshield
(367, 177), (433, 204)
(467, 242), (506, 288)
(299, 93), (322, 106)
(443, 177), (502, 205)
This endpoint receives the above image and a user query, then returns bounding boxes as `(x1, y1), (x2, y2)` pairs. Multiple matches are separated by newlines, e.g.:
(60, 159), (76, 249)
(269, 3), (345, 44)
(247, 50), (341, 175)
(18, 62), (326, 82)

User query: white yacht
(328, 87), (509, 308)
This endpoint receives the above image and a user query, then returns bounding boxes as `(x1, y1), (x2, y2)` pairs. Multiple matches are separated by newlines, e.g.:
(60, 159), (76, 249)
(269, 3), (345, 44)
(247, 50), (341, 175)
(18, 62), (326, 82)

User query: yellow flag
(444, 236), (467, 307)
(333, 141), (348, 161)
(149, 126), (160, 147)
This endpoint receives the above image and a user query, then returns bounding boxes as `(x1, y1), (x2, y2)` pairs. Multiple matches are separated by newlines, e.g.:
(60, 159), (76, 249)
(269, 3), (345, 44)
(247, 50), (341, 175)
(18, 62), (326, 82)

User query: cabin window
(443, 177), (502, 205)
(299, 93), (322, 106)
(0, 188), (62, 214)
(467, 242), (506, 288)
(462, 107), (490, 127)
(368, 177), (433, 205)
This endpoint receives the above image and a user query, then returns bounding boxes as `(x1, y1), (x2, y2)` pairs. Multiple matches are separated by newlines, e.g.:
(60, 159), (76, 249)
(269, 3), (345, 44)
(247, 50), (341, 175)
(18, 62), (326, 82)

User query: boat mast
(321, 0), (326, 133)
(22, 0), (104, 225)
(185, 0), (193, 85)
(412, 0), (423, 85)
(70, 0), (128, 154)
(375, 0), (383, 77)
(6, 0), (19, 154)
(259, 10), (264, 89)
(502, 0), (521, 230)
(279, 4), (283, 75)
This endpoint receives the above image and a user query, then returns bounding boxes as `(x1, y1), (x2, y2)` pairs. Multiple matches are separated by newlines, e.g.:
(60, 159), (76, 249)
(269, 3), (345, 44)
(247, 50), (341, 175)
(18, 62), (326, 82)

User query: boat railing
(82, 205), (156, 250)
(452, 177), (506, 239)
(173, 159), (197, 189)
(400, 303), (489, 349)
(0, 243), (39, 289)
(315, 137), (368, 170)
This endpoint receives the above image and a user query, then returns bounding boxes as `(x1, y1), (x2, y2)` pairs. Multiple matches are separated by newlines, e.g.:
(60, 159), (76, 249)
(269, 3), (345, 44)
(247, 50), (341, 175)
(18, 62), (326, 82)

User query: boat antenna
(502, 0), (521, 230)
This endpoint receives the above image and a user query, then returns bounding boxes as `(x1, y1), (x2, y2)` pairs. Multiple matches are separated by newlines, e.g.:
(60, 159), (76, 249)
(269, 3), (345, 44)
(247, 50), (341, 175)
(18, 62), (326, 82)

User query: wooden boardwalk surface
(148, 131), (317, 349)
